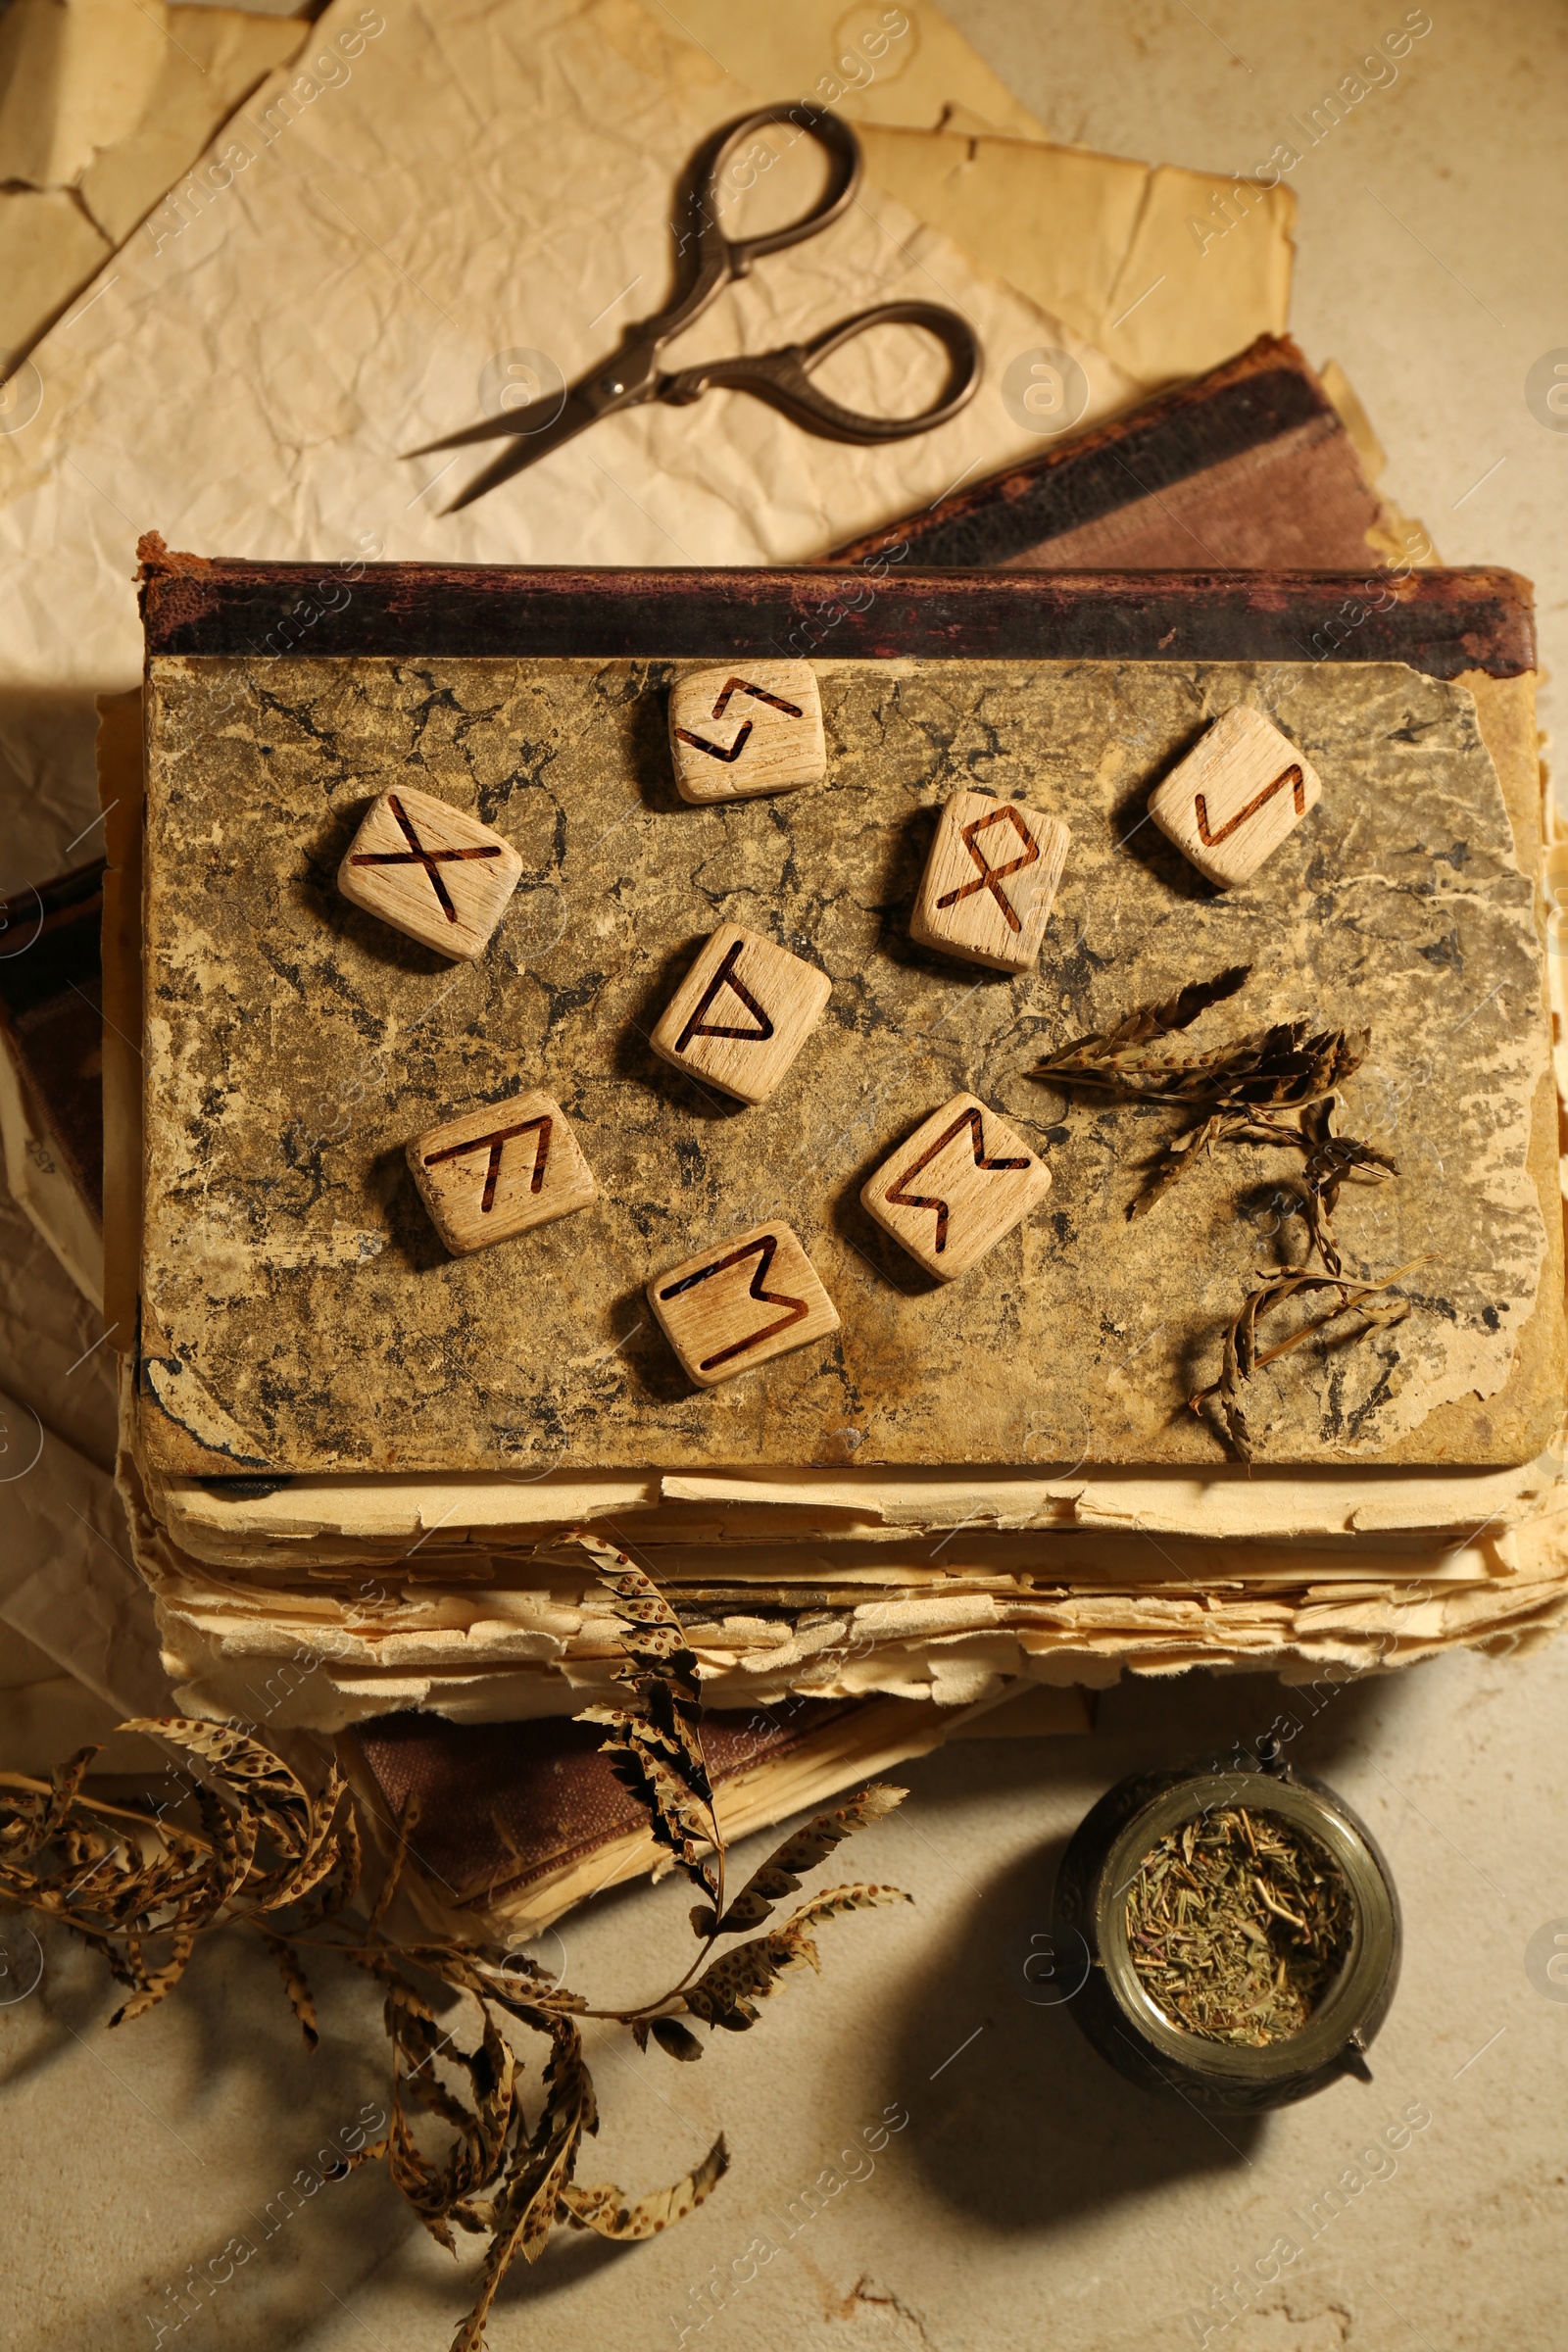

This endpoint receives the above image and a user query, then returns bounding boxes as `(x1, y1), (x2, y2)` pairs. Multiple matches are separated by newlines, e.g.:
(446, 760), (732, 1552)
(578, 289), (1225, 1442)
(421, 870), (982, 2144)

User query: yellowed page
(858, 126), (1296, 388)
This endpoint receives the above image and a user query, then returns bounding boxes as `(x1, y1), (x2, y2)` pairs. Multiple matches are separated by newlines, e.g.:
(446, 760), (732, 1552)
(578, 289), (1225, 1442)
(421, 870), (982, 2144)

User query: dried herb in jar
(1125, 1806), (1353, 2046)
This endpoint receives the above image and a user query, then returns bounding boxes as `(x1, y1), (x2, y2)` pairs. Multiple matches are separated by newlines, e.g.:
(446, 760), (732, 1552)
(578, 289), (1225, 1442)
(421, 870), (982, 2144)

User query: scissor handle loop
(696, 104), (862, 277)
(660, 300), (983, 443)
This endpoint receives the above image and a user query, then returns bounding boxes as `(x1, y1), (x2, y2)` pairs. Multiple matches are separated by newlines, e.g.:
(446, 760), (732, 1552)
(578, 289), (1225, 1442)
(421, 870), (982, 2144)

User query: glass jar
(1051, 1747), (1400, 2110)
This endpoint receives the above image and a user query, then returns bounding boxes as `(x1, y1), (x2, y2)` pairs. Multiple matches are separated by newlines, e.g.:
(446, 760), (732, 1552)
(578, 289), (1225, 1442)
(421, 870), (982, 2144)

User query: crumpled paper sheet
(0, 0), (1131, 662)
(0, 0), (1298, 891)
(661, 0), (1049, 140)
(0, 1401), (169, 1718)
(0, 0), (306, 368)
(0, 1638), (120, 1769)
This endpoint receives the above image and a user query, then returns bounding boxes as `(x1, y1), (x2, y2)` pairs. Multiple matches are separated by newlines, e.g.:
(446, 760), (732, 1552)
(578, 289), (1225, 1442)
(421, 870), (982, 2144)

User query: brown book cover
(827, 335), (1410, 574)
(343, 1688), (1089, 1941)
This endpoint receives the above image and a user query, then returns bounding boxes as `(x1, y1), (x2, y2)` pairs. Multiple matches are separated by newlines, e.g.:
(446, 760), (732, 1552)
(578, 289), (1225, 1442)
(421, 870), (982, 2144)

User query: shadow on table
(882, 1663), (1409, 2232)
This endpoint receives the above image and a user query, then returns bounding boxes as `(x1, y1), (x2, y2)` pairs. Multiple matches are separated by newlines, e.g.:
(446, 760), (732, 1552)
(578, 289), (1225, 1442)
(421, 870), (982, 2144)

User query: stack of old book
(9, 341), (1565, 1940)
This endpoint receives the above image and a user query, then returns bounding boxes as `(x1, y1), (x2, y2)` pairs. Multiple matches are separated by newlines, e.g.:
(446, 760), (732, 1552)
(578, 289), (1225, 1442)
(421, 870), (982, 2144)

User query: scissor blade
(440, 390), (621, 513)
(406, 412), (539, 459)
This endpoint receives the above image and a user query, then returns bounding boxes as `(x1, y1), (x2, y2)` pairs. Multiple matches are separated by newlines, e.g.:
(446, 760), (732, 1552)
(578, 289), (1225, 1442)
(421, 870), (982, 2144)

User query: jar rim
(1095, 1771), (1397, 2085)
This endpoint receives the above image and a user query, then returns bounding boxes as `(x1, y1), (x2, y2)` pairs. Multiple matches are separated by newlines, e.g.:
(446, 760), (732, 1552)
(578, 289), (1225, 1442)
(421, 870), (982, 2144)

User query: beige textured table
(4, 4), (1567, 2348)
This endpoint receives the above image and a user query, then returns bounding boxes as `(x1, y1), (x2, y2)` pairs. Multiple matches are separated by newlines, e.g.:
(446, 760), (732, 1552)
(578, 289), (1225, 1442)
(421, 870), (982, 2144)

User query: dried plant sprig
(681, 1883), (911, 2033)
(1032, 965), (1382, 1212)
(1035, 963), (1367, 1110)
(1136, 1091), (1398, 1254)
(1038, 962), (1252, 1078)
(1189, 1260), (1423, 1460)
(573, 1530), (721, 1909)
(694, 1783), (906, 1937)
(0, 1553), (909, 2352)
(1031, 968), (1415, 1455)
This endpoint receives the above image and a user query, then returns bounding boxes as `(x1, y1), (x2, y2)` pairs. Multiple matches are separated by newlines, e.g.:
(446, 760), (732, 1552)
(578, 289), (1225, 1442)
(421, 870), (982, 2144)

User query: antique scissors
(409, 104), (983, 514)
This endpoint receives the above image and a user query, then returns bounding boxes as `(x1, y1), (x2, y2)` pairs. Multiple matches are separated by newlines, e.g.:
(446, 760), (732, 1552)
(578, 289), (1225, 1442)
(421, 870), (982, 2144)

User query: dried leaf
(1192, 1261), (1422, 1460)
(255, 1765), (355, 1912)
(785, 1883), (912, 1941)
(562, 2132), (728, 2239)
(194, 1781), (260, 1910)
(597, 1722), (718, 1905)
(121, 1718), (312, 1856)
(368, 1792), (421, 1934)
(452, 2026), (589, 2349)
(4, 1746), (102, 1865)
(1033, 965), (1361, 1115)
(683, 1883), (908, 2032)
(649, 2016), (703, 2062)
(574, 1537), (712, 1831)
(574, 1534), (702, 1708)
(710, 1785), (906, 1935)
(575, 1541), (719, 1906)
(269, 1934), (319, 2049)
(1063, 963), (1251, 1059)
(389, 2095), (459, 2252)
(109, 1904), (198, 2027)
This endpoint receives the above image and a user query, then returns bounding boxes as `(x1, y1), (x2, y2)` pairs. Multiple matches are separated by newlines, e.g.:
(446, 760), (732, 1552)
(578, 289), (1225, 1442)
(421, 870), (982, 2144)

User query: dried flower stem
(0, 1541), (908, 2352)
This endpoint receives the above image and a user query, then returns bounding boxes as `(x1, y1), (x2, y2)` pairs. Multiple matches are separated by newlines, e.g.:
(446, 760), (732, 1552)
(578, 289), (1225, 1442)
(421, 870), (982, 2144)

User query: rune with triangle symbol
(674, 938), (776, 1054)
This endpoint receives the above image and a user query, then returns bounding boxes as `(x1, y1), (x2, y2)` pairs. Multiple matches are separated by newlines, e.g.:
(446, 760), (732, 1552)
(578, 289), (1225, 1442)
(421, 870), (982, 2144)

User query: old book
(342, 1688), (1082, 1945)
(132, 553), (1558, 1480)
(60, 681), (1563, 1597)
(827, 335), (1417, 573)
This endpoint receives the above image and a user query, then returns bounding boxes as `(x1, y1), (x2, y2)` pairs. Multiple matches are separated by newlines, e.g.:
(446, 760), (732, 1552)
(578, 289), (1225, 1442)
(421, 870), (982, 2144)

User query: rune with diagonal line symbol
(349, 792), (502, 923)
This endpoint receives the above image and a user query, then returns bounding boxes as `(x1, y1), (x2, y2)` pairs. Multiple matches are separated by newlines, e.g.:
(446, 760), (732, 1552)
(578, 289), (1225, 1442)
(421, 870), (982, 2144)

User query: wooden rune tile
(407, 1092), (595, 1254)
(862, 1092), (1052, 1280)
(651, 923), (831, 1104)
(649, 1220), (840, 1388)
(338, 784), (523, 958)
(909, 789), (1070, 974)
(1147, 705), (1323, 887)
(668, 661), (826, 803)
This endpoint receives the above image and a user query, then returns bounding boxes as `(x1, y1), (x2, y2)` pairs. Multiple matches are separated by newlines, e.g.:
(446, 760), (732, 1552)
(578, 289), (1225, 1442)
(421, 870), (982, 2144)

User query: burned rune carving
(884, 1107), (1031, 1254)
(673, 937), (775, 1054)
(658, 1231), (808, 1370)
(1195, 763), (1305, 848)
(674, 675), (807, 763)
(935, 805), (1041, 935)
(348, 793), (503, 924)
(422, 1114), (552, 1213)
